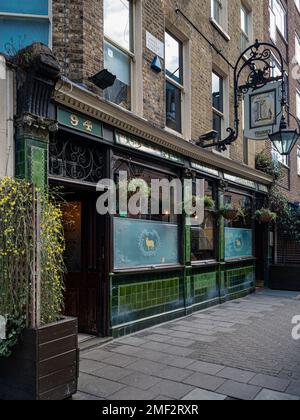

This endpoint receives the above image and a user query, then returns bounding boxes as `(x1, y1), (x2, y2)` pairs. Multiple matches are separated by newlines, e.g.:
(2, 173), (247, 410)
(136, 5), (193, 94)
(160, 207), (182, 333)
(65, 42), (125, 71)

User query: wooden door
(62, 196), (101, 335)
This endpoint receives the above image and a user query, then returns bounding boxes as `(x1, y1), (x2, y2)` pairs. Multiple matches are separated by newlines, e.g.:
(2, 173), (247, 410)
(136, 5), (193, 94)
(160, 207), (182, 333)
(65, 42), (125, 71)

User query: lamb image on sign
(244, 81), (282, 140)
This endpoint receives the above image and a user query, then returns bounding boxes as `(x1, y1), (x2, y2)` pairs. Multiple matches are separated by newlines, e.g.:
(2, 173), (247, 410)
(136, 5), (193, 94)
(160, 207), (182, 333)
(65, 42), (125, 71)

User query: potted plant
(204, 195), (215, 211)
(0, 178), (78, 400)
(220, 204), (246, 221)
(255, 208), (277, 224)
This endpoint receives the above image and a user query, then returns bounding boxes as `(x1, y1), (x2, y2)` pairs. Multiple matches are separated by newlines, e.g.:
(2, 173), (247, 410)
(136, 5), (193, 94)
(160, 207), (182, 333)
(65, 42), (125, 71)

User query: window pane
(104, 41), (131, 109)
(165, 32), (182, 84)
(213, 112), (222, 140)
(212, 72), (223, 112)
(274, 0), (286, 36)
(104, 0), (132, 51)
(191, 181), (216, 262)
(166, 81), (182, 133)
(0, 17), (49, 53)
(212, 0), (223, 25)
(224, 192), (253, 229)
(0, 0), (48, 15)
(241, 7), (248, 34)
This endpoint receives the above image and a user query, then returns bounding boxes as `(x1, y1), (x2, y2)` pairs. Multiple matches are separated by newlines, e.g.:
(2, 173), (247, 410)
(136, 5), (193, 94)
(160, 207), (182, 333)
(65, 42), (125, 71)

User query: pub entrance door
(62, 192), (104, 335)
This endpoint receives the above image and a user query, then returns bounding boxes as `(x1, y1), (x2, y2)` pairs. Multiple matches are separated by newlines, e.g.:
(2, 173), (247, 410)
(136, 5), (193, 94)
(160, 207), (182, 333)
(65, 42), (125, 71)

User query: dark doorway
(255, 221), (267, 288)
(62, 192), (104, 335)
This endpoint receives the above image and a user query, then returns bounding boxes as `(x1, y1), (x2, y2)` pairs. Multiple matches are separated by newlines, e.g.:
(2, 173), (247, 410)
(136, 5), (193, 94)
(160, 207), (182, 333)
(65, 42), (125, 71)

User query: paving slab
(249, 374), (290, 392)
(255, 389), (300, 401)
(217, 367), (256, 383)
(183, 372), (226, 391)
(182, 389), (227, 401)
(216, 380), (261, 400)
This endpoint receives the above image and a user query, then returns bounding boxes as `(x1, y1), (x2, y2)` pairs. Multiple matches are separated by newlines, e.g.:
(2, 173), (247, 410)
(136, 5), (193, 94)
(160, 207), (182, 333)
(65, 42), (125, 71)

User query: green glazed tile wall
(111, 276), (183, 326)
(226, 266), (255, 295)
(193, 271), (219, 304)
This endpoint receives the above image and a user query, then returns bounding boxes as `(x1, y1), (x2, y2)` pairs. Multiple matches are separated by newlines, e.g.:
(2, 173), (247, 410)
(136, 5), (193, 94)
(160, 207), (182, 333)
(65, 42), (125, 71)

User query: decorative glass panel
(166, 81), (182, 133)
(225, 228), (253, 259)
(49, 134), (105, 184)
(104, 0), (132, 51)
(0, 0), (48, 15)
(0, 17), (49, 53)
(114, 218), (179, 269)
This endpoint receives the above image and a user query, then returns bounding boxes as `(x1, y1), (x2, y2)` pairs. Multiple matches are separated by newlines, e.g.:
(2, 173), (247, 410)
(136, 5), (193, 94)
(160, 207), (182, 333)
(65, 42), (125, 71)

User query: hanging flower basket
(255, 208), (277, 224)
(219, 205), (245, 221)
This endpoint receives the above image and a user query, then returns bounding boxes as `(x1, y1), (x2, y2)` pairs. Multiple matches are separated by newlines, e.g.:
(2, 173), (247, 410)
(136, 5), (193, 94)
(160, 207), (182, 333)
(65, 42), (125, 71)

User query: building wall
(263, 0), (300, 204)
(51, 0), (265, 168)
(0, 55), (14, 178)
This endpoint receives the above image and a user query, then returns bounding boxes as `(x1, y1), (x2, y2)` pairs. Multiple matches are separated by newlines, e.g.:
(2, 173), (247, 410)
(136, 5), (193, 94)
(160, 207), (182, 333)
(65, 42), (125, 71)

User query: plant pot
(258, 214), (274, 223)
(222, 209), (239, 221)
(0, 317), (78, 400)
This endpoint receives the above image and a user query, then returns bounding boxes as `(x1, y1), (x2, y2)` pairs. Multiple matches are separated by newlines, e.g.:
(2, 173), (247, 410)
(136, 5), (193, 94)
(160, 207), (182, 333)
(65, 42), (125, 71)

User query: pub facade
(10, 0), (274, 338)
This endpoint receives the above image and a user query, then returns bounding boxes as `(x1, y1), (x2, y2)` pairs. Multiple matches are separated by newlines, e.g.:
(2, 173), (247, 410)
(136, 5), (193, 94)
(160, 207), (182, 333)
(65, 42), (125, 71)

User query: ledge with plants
(219, 204), (246, 222)
(0, 177), (78, 400)
(255, 208), (277, 224)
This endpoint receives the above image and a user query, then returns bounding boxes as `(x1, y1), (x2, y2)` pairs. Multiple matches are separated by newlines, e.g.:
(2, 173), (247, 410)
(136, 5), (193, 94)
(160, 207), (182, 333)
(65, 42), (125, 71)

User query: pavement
(74, 289), (300, 401)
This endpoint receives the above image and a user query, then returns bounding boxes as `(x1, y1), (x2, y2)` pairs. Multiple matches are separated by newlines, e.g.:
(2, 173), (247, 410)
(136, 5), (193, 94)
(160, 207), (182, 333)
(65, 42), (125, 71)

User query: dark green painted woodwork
(15, 134), (48, 190)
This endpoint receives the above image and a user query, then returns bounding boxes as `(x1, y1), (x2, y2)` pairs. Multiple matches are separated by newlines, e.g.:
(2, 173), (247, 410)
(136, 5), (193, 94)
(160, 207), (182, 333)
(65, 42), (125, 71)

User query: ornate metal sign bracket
(200, 40), (286, 151)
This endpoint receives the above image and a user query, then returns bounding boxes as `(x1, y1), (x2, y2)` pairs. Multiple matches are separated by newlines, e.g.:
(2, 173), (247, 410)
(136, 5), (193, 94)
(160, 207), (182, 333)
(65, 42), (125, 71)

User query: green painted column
(15, 115), (56, 190)
(218, 187), (226, 301)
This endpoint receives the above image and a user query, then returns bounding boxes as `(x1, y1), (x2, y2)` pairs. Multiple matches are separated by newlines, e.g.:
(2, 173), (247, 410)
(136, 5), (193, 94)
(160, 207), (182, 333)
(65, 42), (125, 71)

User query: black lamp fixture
(269, 114), (300, 156)
(89, 69), (116, 90)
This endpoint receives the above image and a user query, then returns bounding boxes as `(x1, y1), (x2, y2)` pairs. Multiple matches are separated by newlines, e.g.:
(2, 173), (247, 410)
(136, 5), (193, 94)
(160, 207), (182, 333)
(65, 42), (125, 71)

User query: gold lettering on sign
(70, 114), (79, 127)
(83, 120), (93, 132)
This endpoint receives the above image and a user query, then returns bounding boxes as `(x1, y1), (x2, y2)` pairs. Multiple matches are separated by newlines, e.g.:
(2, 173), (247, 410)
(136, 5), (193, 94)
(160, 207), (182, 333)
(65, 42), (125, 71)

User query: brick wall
(51, 0), (265, 169)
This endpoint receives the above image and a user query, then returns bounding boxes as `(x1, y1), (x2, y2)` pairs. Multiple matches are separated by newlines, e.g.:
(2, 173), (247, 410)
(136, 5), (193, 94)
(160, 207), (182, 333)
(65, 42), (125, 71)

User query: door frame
(50, 178), (111, 337)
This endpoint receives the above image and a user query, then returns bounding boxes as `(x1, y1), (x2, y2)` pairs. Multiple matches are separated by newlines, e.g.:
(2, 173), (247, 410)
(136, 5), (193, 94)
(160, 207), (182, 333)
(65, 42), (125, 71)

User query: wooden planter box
(0, 317), (79, 400)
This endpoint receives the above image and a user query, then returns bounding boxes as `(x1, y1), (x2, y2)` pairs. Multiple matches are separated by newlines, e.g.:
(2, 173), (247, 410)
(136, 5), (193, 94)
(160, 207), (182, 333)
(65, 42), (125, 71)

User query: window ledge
(164, 126), (186, 140)
(111, 264), (185, 276)
(191, 260), (219, 268)
(209, 18), (230, 42)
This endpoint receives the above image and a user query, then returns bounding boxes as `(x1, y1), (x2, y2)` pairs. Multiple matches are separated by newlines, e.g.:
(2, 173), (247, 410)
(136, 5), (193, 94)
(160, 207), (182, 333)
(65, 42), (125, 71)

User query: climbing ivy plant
(0, 178), (65, 358)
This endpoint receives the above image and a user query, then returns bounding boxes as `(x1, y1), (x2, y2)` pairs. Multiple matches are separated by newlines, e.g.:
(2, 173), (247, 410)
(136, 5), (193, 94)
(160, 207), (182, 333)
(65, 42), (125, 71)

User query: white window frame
(0, 1), (52, 48)
(210, 0), (229, 39)
(103, 0), (142, 114)
(296, 90), (300, 120)
(164, 26), (191, 141)
(295, 33), (300, 65)
(241, 3), (252, 55)
(295, 0), (300, 13)
(297, 146), (300, 176)
(212, 70), (229, 156)
(269, 0), (287, 40)
(272, 145), (289, 167)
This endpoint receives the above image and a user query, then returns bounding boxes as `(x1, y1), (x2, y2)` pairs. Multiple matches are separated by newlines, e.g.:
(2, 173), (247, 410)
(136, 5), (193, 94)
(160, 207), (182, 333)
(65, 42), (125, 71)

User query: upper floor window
(211, 0), (227, 29)
(103, 0), (133, 110)
(296, 34), (300, 65)
(269, 0), (286, 41)
(272, 145), (288, 167)
(297, 90), (300, 120)
(0, 0), (51, 53)
(295, 0), (300, 13)
(297, 146), (300, 176)
(241, 4), (251, 52)
(212, 72), (224, 141)
(165, 31), (183, 133)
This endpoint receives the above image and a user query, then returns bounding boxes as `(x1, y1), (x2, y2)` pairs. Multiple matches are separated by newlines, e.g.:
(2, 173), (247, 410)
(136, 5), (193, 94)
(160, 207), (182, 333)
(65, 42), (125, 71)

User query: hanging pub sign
(244, 81), (282, 140)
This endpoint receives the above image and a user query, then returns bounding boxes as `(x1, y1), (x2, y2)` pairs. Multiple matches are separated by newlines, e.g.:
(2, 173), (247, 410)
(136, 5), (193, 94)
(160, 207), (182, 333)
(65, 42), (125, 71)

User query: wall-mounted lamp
(89, 69), (116, 89)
